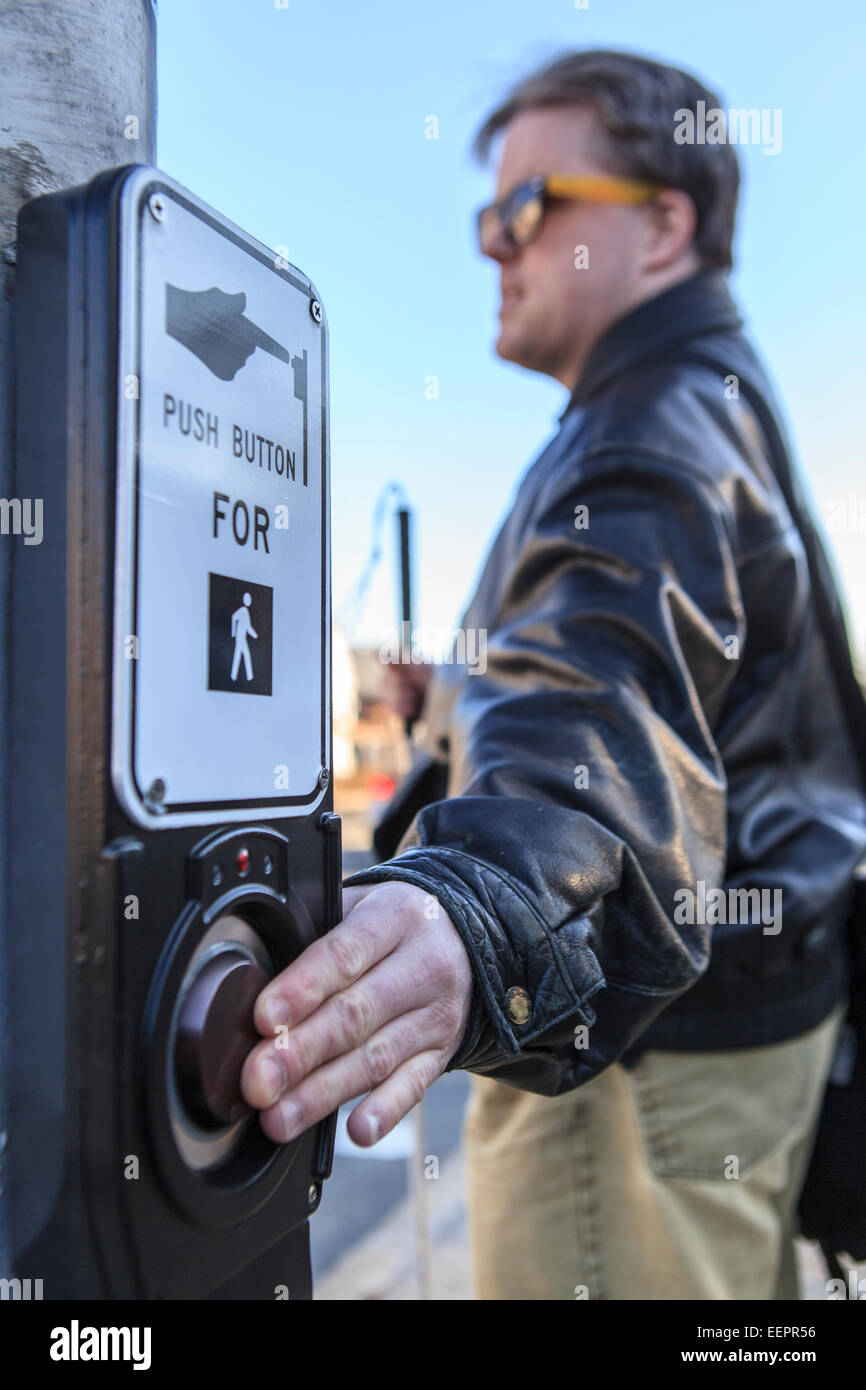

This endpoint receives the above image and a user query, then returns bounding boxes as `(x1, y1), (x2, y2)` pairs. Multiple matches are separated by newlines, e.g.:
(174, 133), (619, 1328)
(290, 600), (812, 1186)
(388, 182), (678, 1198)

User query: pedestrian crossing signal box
(9, 165), (340, 1298)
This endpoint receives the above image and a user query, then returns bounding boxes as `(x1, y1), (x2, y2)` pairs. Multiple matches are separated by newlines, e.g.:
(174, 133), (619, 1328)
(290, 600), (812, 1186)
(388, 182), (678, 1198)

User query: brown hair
(474, 50), (740, 270)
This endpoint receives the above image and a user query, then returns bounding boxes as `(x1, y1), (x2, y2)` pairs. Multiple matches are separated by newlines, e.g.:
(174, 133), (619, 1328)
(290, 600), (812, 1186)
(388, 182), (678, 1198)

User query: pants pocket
(628, 1011), (841, 1182)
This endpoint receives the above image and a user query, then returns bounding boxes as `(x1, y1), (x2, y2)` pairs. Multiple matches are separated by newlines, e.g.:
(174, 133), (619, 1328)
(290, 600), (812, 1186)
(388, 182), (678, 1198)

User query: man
(240, 50), (866, 1298)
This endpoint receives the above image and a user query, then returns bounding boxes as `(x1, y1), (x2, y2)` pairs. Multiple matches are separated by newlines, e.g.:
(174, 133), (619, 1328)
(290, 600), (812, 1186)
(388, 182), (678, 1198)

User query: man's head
(474, 51), (740, 391)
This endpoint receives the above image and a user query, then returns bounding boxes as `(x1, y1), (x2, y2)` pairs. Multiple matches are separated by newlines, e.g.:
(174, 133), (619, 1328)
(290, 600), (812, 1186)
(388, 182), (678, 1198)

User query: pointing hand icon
(165, 284), (291, 381)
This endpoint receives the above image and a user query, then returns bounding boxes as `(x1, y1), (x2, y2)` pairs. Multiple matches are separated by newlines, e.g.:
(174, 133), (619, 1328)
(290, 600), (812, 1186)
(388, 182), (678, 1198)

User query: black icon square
(208, 573), (273, 696)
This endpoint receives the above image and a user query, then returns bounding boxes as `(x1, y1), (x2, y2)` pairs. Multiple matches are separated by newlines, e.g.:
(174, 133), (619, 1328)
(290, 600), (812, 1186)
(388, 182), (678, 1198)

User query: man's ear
(642, 189), (699, 272)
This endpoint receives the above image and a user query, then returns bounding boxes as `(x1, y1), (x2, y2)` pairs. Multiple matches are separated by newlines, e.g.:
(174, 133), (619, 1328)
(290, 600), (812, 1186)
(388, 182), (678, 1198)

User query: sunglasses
(476, 173), (666, 254)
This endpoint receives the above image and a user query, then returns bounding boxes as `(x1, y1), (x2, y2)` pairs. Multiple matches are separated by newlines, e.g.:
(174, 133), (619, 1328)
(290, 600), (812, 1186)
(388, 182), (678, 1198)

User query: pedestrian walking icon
(208, 573), (273, 696)
(230, 592), (258, 681)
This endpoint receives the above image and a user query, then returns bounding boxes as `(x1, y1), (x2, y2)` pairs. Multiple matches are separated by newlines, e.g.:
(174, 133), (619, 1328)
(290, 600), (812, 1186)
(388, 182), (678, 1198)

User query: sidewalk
(316, 1146), (473, 1300)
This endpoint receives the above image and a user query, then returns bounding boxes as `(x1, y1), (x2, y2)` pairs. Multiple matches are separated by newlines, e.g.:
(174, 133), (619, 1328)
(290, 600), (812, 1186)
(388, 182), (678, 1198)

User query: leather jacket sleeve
(343, 447), (747, 1095)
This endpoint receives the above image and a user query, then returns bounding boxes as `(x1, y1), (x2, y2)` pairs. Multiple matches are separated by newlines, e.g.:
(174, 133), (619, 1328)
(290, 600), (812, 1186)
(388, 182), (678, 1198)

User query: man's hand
(381, 660), (432, 721)
(239, 880), (473, 1147)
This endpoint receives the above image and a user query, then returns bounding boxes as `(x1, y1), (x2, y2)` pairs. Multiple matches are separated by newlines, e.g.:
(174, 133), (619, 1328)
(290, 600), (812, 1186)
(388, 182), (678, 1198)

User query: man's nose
(479, 220), (519, 265)
(484, 238), (519, 266)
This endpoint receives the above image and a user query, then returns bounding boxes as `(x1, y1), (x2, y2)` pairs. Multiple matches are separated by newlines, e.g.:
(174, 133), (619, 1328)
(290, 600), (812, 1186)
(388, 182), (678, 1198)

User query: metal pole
(0, 0), (157, 1275)
(394, 501), (431, 1295)
(411, 1102), (432, 1300)
(396, 504), (414, 740)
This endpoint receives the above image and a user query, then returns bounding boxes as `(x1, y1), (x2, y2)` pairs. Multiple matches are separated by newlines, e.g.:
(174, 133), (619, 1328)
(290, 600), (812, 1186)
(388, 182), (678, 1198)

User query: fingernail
(259, 1056), (284, 1107)
(362, 1113), (381, 1145)
(263, 995), (290, 1033)
(276, 1098), (303, 1142)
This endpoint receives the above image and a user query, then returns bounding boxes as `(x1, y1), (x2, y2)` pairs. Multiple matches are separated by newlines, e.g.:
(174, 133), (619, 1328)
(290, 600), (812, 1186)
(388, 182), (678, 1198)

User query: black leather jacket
(343, 271), (866, 1096)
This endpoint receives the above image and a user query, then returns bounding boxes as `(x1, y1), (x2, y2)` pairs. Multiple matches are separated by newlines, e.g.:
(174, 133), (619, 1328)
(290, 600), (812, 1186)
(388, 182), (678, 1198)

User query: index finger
(239, 314), (291, 363)
(253, 888), (405, 1036)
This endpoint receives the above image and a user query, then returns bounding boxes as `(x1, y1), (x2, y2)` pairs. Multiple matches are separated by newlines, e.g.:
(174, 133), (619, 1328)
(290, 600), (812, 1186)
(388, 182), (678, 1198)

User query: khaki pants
(464, 1005), (844, 1300)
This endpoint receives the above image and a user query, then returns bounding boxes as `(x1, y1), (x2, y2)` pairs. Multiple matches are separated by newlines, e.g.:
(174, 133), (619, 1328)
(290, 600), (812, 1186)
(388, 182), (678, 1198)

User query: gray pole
(0, 0), (157, 1275)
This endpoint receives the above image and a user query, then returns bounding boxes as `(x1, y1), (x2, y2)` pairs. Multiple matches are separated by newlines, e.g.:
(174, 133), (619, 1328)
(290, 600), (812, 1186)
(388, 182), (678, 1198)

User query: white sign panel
(112, 170), (329, 828)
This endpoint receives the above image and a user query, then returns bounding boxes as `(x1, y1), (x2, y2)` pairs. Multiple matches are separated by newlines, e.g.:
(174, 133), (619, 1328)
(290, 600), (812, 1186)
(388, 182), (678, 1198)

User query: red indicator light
(236, 847), (250, 876)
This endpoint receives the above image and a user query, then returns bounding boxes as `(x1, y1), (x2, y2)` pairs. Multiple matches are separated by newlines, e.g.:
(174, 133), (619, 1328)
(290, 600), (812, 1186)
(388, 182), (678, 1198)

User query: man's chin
(495, 327), (526, 366)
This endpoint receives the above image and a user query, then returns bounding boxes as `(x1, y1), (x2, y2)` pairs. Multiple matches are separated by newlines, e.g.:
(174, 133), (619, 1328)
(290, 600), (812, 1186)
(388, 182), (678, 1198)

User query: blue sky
(156, 0), (865, 666)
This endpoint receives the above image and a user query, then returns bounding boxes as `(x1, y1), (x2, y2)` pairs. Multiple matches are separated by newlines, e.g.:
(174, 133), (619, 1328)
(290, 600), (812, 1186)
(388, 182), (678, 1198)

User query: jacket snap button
(505, 986), (532, 1026)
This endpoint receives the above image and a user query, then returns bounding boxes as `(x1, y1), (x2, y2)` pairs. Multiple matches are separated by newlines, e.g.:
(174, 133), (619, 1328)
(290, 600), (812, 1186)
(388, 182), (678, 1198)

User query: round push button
(175, 947), (268, 1127)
